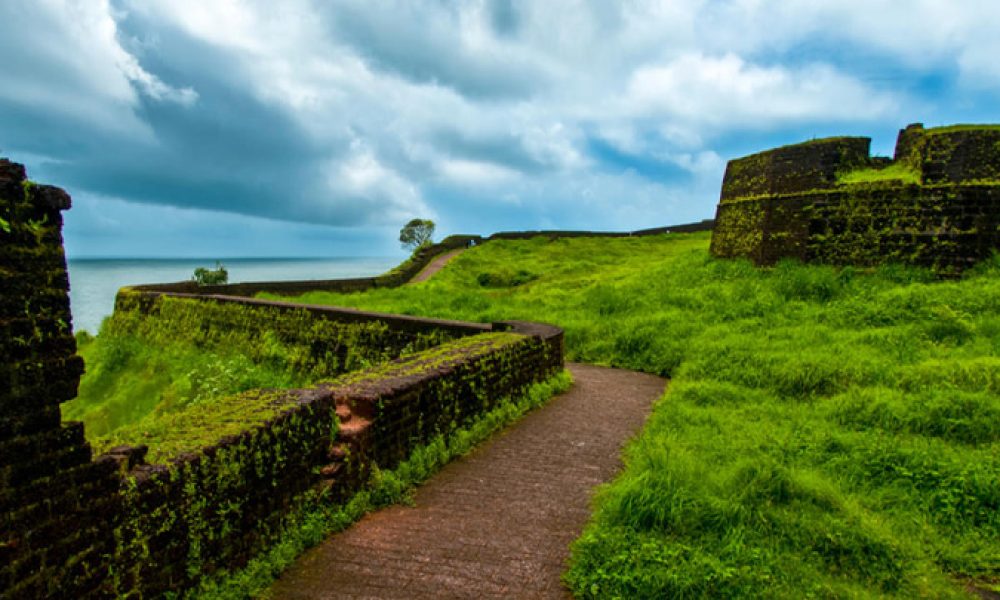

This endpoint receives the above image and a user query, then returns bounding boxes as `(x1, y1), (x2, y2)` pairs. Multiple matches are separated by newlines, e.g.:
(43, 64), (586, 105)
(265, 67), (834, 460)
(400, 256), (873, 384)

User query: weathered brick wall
(0, 160), (121, 599)
(105, 325), (561, 597)
(917, 128), (1000, 185)
(719, 137), (871, 201)
(330, 324), (563, 483)
(109, 387), (338, 595)
(714, 185), (1000, 273)
(112, 290), (488, 382)
(1, 159), (566, 598)
(711, 124), (1000, 273)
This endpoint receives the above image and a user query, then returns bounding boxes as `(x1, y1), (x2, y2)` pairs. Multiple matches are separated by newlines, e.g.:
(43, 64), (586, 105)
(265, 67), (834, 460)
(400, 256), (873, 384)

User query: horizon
(67, 255), (397, 261)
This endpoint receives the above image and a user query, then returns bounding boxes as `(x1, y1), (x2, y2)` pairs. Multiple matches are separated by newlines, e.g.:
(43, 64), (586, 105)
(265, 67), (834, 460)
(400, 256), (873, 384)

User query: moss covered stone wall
(719, 137), (871, 201)
(0, 160), (122, 598)
(711, 124), (1000, 274)
(101, 324), (561, 597)
(1, 158), (565, 598)
(113, 290), (486, 379)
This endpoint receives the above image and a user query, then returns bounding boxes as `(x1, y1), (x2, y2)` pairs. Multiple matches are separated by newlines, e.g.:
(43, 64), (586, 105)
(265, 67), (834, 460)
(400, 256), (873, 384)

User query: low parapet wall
(0, 159), (565, 598)
(132, 220), (716, 299)
(107, 325), (561, 596)
(130, 233), (484, 298)
(118, 289), (494, 340)
(484, 219), (715, 242)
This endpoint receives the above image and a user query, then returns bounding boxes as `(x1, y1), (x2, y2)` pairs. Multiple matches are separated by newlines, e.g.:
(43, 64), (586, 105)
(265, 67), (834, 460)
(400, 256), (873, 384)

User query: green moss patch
(90, 388), (302, 463)
(837, 162), (921, 185)
(65, 293), (458, 439)
(925, 124), (1000, 135)
(326, 332), (524, 386)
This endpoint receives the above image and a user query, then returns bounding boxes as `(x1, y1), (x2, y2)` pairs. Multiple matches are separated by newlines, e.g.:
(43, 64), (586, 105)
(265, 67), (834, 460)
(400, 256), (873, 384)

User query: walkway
(409, 249), (464, 283)
(268, 363), (666, 599)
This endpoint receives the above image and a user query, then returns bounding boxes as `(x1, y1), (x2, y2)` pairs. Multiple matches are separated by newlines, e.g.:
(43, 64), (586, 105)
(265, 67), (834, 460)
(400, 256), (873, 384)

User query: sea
(66, 257), (399, 335)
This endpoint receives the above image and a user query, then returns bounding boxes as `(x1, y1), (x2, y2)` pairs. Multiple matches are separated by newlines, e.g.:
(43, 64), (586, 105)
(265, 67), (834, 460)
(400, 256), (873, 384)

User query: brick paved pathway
(269, 362), (666, 599)
(409, 249), (464, 283)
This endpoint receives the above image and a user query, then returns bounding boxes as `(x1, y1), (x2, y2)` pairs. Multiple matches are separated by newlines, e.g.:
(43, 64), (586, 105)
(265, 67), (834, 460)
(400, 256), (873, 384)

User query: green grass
(67, 315), (303, 440)
(65, 294), (449, 444)
(265, 232), (1000, 598)
(837, 162), (921, 185)
(925, 124), (1000, 135)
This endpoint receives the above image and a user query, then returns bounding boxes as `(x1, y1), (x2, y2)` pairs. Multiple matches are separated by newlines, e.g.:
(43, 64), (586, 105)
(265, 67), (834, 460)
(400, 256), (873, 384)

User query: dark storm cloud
(322, 1), (547, 99)
(488, 0), (521, 37)
(430, 128), (548, 174)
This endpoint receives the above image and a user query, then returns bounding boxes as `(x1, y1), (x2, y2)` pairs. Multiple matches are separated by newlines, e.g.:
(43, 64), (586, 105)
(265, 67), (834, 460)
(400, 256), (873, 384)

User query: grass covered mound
(264, 232), (1000, 598)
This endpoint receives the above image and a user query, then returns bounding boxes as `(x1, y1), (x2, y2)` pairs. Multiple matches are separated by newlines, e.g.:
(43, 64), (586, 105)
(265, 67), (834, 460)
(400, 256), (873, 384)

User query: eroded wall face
(1, 157), (566, 597)
(1, 160), (121, 599)
(710, 127), (1000, 273)
(718, 137), (871, 202)
(918, 129), (1000, 185)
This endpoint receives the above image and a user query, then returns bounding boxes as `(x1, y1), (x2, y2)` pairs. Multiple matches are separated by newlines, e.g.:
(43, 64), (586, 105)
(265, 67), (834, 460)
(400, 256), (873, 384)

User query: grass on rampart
(65, 294), (450, 443)
(837, 162), (921, 185)
(265, 232), (1000, 598)
(86, 332), (524, 462)
(67, 314), (301, 439)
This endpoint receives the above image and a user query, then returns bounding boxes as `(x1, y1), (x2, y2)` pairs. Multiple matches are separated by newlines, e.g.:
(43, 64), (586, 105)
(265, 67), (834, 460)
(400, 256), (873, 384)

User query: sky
(2, 1), (999, 258)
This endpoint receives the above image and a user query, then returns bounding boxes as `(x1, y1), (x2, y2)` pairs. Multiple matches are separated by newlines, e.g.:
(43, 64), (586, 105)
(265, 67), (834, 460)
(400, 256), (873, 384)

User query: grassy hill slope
(265, 232), (1000, 598)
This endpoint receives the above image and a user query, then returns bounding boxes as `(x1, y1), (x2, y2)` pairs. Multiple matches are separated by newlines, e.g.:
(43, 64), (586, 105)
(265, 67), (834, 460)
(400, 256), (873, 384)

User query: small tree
(399, 218), (435, 251)
(193, 261), (228, 286)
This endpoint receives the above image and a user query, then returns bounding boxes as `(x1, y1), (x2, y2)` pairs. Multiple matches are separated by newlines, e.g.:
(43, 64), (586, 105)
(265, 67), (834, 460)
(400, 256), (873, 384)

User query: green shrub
(193, 261), (228, 285)
(475, 268), (538, 288)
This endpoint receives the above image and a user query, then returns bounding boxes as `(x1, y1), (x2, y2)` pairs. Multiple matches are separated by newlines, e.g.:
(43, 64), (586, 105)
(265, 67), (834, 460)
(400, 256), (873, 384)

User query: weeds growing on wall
(187, 370), (572, 600)
(266, 232), (1000, 597)
(65, 294), (455, 440)
(837, 162), (921, 185)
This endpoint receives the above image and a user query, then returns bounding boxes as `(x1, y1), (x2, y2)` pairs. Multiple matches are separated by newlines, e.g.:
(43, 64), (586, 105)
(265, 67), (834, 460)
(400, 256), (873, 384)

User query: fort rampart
(0, 159), (563, 598)
(710, 123), (1000, 274)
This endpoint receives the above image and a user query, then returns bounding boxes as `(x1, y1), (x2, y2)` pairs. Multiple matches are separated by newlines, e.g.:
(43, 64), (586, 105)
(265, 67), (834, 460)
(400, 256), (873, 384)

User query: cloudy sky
(2, 1), (999, 258)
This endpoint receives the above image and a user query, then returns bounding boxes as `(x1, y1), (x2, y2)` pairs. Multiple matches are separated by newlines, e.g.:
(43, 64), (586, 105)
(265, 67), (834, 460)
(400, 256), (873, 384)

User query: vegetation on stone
(712, 123), (1000, 274)
(266, 232), (1000, 598)
(837, 162), (921, 185)
(65, 293), (455, 440)
(189, 371), (572, 599)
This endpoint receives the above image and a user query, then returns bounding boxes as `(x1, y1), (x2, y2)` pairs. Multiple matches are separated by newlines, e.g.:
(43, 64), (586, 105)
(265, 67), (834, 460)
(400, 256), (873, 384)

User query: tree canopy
(399, 218), (435, 251)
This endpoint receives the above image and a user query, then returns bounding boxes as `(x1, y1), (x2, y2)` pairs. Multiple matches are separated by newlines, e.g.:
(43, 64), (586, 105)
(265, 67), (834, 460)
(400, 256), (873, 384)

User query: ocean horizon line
(67, 255), (399, 262)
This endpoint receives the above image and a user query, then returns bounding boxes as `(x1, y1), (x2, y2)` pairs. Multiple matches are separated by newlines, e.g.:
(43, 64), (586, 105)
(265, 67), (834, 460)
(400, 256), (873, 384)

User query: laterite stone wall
(1, 157), (566, 598)
(711, 124), (1000, 274)
(719, 137), (871, 201)
(0, 160), (121, 599)
(99, 324), (562, 597)
(329, 323), (563, 486)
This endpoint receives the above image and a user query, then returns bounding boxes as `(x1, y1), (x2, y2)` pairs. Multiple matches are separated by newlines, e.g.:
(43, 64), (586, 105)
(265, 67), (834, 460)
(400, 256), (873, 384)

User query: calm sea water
(66, 257), (398, 334)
